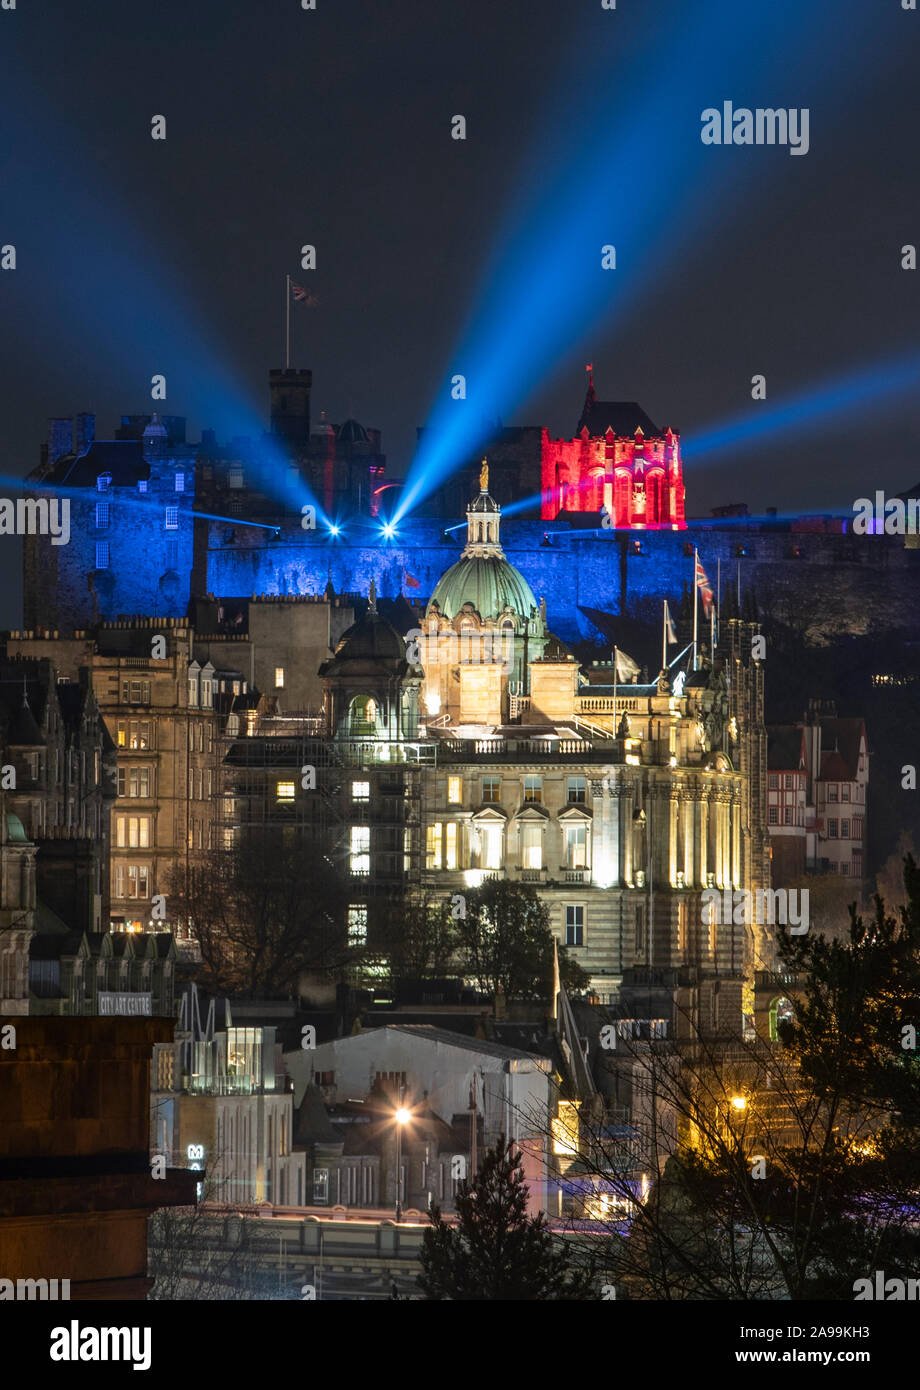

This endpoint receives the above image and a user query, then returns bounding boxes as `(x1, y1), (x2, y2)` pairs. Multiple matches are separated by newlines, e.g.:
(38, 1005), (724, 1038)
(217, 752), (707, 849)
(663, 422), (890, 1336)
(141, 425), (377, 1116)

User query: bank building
(226, 465), (771, 1039)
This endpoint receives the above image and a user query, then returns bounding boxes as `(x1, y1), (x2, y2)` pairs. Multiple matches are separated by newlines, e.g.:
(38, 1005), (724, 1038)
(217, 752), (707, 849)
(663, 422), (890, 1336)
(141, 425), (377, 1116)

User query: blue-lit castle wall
(204, 518), (920, 646)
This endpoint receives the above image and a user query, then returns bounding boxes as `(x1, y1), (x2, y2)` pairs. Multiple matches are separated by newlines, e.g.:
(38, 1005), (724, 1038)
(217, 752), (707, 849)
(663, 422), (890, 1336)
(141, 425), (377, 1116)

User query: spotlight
(381, 523), (396, 539)
(269, 527), (281, 540)
(327, 524), (340, 537)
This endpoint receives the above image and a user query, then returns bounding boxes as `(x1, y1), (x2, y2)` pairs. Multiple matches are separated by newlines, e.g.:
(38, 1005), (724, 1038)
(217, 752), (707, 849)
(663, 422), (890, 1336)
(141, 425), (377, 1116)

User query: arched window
(768, 996), (794, 1042)
(349, 696), (378, 735)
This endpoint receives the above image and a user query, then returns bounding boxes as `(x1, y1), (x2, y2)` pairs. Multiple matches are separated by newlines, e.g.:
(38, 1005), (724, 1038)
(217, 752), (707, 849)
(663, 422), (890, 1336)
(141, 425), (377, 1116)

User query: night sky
(1, 0), (918, 623)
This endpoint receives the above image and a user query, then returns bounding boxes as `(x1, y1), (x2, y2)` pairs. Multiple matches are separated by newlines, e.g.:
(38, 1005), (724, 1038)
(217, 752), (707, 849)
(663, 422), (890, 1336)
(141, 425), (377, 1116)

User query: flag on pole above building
(695, 554), (714, 618)
(291, 282), (318, 307)
(664, 600), (678, 644)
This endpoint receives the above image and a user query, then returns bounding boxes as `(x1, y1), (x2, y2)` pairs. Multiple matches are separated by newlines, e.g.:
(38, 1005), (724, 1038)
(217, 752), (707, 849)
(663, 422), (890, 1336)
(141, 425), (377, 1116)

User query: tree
(552, 855), (920, 1299)
(375, 893), (459, 982)
(455, 878), (589, 1000)
(417, 1138), (596, 1299)
(165, 829), (350, 997)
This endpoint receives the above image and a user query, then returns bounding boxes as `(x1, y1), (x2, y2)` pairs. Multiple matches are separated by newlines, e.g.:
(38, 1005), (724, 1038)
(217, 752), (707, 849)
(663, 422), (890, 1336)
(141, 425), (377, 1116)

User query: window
(115, 815), (151, 849)
(229, 466), (244, 490)
(565, 904), (584, 947)
(524, 775), (542, 804)
(521, 823), (542, 869)
(784, 808), (793, 825)
(828, 819), (838, 838)
(188, 676), (199, 707)
(768, 774), (778, 789)
(201, 679), (213, 709)
(122, 680), (151, 704)
(95, 501), (110, 529)
(426, 822), (443, 870)
(313, 1168), (329, 1204)
(447, 775), (462, 805)
(350, 826), (370, 875)
(768, 807), (778, 825)
(841, 785), (850, 802)
(479, 823), (503, 870)
(276, 781), (295, 802)
(635, 906), (645, 954)
(274, 667), (285, 689)
(445, 821), (458, 870)
(174, 471), (185, 492)
(96, 473), (111, 492)
(95, 541), (110, 569)
(347, 905), (367, 946)
(127, 864), (150, 899)
(165, 507), (179, 530)
(118, 720), (150, 750)
(827, 784), (838, 802)
(138, 479), (148, 493)
(677, 899), (688, 953)
(852, 817), (864, 839)
(118, 767), (151, 798)
(567, 777), (586, 804)
(352, 781), (370, 802)
(482, 777), (500, 804)
(784, 775), (794, 789)
(841, 862), (851, 875)
(840, 819), (850, 839)
(564, 823), (588, 869)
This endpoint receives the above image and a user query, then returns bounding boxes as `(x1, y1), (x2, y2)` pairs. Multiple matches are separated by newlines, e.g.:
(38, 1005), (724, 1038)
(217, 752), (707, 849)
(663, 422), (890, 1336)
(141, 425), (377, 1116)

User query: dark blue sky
(1, 0), (918, 596)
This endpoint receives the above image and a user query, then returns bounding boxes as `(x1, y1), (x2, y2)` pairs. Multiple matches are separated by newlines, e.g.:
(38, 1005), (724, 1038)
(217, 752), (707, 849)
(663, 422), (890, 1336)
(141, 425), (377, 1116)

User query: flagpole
(613, 645), (618, 721)
(692, 549), (699, 671)
(661, 599), (666, 673)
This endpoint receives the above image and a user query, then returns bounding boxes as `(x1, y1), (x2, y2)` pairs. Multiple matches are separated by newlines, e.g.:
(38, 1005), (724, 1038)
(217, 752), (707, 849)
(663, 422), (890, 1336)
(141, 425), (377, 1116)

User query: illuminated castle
(539, 368), (686, 526)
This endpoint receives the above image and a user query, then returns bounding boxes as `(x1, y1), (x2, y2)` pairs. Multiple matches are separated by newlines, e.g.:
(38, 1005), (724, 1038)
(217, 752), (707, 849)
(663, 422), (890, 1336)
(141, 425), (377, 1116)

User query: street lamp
(394, 1099), (410, 1222)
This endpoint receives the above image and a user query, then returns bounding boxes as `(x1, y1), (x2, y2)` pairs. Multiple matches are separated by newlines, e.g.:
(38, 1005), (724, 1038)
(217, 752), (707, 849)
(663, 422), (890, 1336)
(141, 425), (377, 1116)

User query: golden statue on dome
(479, 458), (489, 493)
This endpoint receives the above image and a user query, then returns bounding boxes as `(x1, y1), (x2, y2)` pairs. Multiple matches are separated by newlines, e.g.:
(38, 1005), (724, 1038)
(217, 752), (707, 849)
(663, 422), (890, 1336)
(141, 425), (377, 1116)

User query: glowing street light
(731, 1095), (747, 1112)
(394, 1095), (411, 1222)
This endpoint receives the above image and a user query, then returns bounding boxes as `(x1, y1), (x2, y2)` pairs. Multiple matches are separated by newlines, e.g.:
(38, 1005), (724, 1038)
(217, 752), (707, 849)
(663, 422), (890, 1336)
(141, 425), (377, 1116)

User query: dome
(338, 418), (369, 445)
(323, 609), (406, 669)
(429, 554), (539, 626)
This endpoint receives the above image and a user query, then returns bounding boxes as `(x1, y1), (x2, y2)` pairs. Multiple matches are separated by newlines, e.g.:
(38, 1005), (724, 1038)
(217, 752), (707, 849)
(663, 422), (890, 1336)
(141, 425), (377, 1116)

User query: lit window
(426, 822), (443, 870)
(165, 507), (179, 530)
(524, 775), (542, 804)
(347, 905), (368, 946)
(445, 822), (458, 870)
(276, 781), (295, 802)
(96, 473), (111, 492)
(677, 899), (688, 953)
(521, 823), (542, 869)
(95, 501), (110, 529)
(552, 1100), (579, 1156)
(447, 775), (462, 805)
(229, 466), (244, 489)
(138, 479), (148, 493)
(350, 826), (370, 875)
(564, 824), (588, 869)
(565, 904), (584, 947)
(127, 864), (150, 899)
(479, 823), (503, 870)
(174, 472), (185, 492)
(275, 667), (285, 689)
(95, 541), (110, 569)
(313, 1168), (329, 1204)
(352, 781), (370, 801)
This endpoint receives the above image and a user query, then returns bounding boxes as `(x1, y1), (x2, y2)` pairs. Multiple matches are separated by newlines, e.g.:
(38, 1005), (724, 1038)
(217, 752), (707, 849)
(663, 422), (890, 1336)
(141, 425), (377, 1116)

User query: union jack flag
(695, 554), (714, 618)
(291, 282), (318, 307)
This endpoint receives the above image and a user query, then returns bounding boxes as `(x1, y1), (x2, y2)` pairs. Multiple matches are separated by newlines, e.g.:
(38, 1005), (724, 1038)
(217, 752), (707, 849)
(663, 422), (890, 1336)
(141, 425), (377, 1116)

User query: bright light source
(381, 523), (396, 539)
(327, 524), (340, 537)
(395, 1107), (411, 1126)
(731, 1096), (747, 1111)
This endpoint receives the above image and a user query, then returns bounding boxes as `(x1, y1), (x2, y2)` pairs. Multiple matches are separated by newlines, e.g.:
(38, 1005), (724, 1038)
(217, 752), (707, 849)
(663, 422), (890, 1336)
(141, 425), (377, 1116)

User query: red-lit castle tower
(540, 367), (686, 528)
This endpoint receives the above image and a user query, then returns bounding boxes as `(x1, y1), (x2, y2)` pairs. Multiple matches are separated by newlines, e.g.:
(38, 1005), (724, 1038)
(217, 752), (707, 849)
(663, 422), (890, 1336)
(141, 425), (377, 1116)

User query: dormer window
(97, 473), (112, 492)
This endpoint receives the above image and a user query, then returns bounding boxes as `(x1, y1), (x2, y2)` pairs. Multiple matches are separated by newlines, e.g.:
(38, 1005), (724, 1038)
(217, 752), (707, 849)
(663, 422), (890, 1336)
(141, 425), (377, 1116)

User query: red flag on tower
(404, 571), (420, 590)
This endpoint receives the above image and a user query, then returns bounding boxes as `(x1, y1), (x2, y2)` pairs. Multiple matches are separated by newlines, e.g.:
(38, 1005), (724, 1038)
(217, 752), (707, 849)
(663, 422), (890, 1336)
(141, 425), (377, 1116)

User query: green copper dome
(427, 468), (543, 631)
(429, 553), (539, 627)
